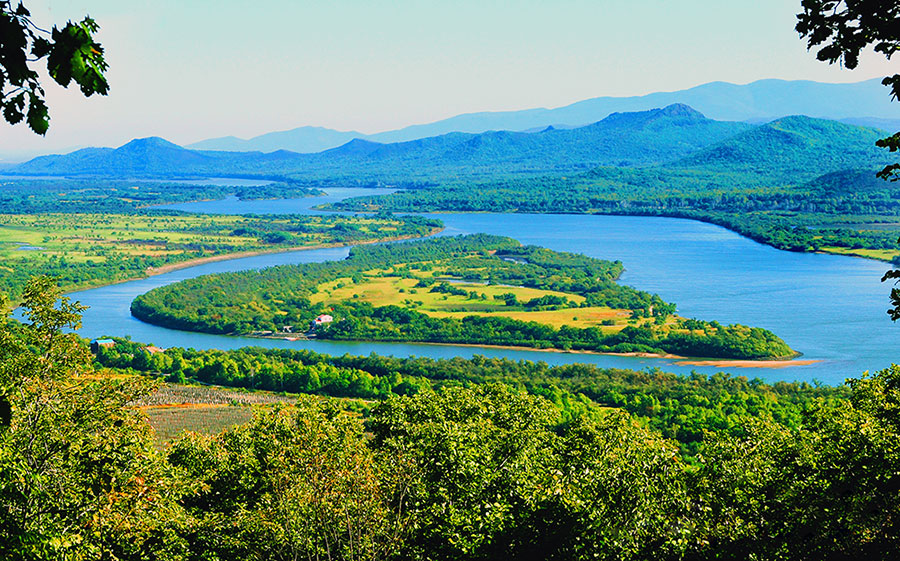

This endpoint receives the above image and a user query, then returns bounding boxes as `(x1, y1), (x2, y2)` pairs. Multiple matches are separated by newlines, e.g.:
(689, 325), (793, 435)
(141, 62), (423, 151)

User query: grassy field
(0, 212), (440, 300)
(310, 268), (667, 331)
(143, 405), (257, 444)
(818, 246), (899, 261)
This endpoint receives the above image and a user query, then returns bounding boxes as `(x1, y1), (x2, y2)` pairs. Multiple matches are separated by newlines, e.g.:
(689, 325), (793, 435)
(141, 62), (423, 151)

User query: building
(90, 339), (115, 353)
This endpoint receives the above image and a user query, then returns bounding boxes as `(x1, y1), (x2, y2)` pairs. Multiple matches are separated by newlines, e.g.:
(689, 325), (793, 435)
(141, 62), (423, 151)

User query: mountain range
(10, 104), (754, 179)
(8, 103), (894, 188)
(187, 78), (900, 154)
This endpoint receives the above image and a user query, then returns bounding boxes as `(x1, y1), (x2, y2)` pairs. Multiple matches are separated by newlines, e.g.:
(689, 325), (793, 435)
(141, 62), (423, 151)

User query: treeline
(0, 177), (323, 213)
(329, 163), (900, 257)
(319, 302), (793, 359)
(96, 338), (826, 456)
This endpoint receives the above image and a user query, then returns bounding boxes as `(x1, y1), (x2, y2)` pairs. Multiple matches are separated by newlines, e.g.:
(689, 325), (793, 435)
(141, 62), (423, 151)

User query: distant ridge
(10, 107), (892, 183)
(11, 104), (752, 178)
(186, 78), (900, 154)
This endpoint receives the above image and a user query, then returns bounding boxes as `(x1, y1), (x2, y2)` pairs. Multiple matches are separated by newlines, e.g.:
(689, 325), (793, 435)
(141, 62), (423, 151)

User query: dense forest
(2, 279), (898, 560)
(95, 338), (839, 458)
(130, 235), (794, 359)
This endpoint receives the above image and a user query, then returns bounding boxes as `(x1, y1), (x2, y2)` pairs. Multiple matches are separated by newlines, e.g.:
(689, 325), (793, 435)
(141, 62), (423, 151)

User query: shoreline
(244, 335), (814, 368)
(144, 227), (444, 277)
(53, 227), (444, 298)
(323, 204), (896, 265)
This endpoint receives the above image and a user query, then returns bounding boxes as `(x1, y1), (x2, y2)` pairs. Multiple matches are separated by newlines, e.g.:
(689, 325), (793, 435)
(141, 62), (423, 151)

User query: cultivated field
(136, 383), (298, 444)
(0, 212), (437, 299)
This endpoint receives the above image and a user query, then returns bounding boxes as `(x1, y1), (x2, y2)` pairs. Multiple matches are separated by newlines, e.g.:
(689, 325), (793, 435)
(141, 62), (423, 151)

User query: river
(61, 188), (900, 385)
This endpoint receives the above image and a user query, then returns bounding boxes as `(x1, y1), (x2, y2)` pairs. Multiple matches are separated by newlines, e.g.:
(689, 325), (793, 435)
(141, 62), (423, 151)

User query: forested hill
(10, 105), (751, 179)
(11, 137), (303, 177)
(671, 115), (891, 181)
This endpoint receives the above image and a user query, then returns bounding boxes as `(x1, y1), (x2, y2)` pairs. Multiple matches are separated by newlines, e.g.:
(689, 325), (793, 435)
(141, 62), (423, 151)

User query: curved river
(62, 189), (900, 385)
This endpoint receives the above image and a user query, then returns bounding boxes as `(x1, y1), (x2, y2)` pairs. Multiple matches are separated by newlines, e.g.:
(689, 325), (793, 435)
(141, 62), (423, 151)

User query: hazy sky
(0, 0), (896, 158)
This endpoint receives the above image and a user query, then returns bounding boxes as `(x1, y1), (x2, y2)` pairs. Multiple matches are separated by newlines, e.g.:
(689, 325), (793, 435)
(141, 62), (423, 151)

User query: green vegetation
(0, 177), (323, 214)
(0, 212), (441, 300)
(3, 279), (899, 559)
(96, 338), (836, 458)
(321, 116), (900, 261)
(1, 1), (108, 134)
(130, 234), (794, 359)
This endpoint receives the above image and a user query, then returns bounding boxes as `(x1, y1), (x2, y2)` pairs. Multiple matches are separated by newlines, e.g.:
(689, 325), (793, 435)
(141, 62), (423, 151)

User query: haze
(0, 0), (895, 159)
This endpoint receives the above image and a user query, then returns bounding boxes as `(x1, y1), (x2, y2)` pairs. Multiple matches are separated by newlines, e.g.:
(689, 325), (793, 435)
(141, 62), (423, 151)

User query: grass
(0, 212), (439, 299)
(310, 267), (665, 331)
(818, 246), (899, 261)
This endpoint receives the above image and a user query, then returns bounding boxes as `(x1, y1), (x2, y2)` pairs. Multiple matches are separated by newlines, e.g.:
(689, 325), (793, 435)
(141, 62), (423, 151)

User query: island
(131, 234), (796, 360)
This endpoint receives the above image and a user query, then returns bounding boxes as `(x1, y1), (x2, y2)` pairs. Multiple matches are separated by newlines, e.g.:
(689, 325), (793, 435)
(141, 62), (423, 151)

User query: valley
(4, 1), (900, 558)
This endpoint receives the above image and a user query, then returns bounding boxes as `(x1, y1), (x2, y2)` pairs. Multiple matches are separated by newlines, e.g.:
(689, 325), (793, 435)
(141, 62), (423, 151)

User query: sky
(0, 0), (896, 159)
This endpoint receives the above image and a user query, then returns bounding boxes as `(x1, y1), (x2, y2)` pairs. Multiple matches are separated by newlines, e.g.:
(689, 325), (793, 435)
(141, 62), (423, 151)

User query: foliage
(0, 1), (108, 134)
(0, 277), (187, 559)
(95, 339), (838, 458)
(4, 279), (900, 558)
(168, 400), (411, 561)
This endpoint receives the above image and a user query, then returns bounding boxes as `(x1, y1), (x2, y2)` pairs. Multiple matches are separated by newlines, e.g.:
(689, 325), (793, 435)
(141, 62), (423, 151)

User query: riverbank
(144, 227), (444, 277)
(241, 335), (812, 367)
(43, 227), (443, 302)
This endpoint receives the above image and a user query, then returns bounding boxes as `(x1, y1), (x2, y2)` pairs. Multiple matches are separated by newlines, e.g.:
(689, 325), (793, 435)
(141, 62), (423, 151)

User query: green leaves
(0, 2), (109, 135)
(46, 17), (109, 96)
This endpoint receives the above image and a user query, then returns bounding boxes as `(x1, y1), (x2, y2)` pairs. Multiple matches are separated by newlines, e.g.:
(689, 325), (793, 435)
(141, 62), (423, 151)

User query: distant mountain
(672, 116), (891, 181)
(11, 108), (893, 185)
(11, 137), (306, 177)
(312, 104), (752, 172)
(12, 105), (752, 179)
(189, 126), (365, 153)
(186, 78), (900, 154)
(838, 116), (900, 132)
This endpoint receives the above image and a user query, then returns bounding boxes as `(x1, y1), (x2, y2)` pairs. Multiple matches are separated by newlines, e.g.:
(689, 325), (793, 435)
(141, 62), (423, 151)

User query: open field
(310, 267), (666, 331)
(143, 405), (256, 444)
(0, 212), (441, 300)
(818, 246), (900, 261)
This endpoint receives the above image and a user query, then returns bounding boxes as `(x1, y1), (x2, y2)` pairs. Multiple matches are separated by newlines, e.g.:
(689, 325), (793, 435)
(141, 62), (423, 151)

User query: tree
(795, 1), (900, 318)
(0, 1), (108, 134)
(0, 277), (187, 559)
(796, 1), (900, 181)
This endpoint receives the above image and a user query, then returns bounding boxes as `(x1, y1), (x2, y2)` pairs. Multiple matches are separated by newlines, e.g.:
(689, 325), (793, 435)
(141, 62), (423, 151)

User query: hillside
(671, 116), (892, 181)
(11, 105), (751, 179)
(185, 78), (900, 153)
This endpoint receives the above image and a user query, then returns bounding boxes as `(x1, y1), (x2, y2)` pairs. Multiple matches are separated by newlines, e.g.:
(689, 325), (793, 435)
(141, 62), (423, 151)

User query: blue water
(61, 190), (900, 385)
(157, 187), (397, 215)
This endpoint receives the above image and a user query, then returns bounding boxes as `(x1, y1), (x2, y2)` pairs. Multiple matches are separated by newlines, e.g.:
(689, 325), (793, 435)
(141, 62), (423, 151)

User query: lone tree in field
(0, 0), (108, 134)
(796, 1), (900, 318)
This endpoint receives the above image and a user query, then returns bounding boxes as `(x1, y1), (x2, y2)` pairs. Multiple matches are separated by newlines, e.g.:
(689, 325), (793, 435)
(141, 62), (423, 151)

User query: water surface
(64, 192), (900, 385)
